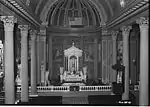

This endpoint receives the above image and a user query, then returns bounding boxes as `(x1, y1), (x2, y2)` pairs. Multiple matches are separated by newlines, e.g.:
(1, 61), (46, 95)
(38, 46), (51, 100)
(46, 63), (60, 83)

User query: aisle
(62, 97), (88, 104)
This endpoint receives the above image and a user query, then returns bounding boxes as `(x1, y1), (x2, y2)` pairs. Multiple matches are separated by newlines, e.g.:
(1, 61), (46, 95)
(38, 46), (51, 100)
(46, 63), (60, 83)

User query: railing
(37, 86), (70, 92)
(17, 85), (112, 92)
(79, 85), (112, 91)
(17, 86), (70, 92)
(16, 85), (139, 93)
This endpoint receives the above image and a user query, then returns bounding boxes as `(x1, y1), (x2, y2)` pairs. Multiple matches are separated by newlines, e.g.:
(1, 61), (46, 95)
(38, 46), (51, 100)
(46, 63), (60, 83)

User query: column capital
(136, 17), (149, 29)
(40, 29), (46, 36)
(40, 36), (46, 42)
(121, 26), (132, 36)
(30, 30), (37, 40)
(18, 25), (29, 36)
(121, 26), (132, 33)
(111, 31), (119, 40)
(0, 16), (17, 31)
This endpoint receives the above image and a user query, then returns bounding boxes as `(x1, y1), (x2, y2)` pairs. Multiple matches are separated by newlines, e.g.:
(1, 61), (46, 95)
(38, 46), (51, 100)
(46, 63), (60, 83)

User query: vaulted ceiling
(3, 0), (148, 29)
(18, 0), (131, 23)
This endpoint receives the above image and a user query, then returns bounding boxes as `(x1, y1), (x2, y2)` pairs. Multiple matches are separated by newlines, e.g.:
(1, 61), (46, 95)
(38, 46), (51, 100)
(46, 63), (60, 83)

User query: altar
(60, 43), (87, 86)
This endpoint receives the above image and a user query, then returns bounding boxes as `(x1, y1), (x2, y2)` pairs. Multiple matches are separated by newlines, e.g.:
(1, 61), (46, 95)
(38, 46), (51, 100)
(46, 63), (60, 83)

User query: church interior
(0, 0), (149, 105)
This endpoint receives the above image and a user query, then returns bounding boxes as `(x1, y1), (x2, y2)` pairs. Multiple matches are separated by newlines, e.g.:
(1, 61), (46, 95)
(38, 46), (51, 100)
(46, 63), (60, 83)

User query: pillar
(40, 26), (47, 85)
(94, 37), (98, 80)
(36, 34), (41, 85)
(39, 35), (46, 84)
(30, 30), (37, 95)
(63, 39), (67, 69)
(121, 26), (132, 100)
(136, 17), (149, 106)
(80, 37), (84, 68)
(18, 25), (29, 102)
(0, 16), (17, 104)
(111, 31), (119, 82)
(43, 36), (46, 84)
(48, 36), (53, 80)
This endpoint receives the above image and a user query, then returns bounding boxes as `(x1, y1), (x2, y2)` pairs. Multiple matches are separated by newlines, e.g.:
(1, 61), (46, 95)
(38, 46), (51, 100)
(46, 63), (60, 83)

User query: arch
(89, 0), (108, 23)
(40, 0), (107, 26)
(40, 0), (59, 22)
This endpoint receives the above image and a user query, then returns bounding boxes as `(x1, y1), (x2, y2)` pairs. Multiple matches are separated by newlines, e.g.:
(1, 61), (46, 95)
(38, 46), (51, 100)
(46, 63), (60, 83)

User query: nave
(0, 0), (149, 106)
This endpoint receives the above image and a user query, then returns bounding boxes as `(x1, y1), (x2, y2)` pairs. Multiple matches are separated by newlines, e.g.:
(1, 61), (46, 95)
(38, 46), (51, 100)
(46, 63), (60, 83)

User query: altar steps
(62, 97), (88, 104)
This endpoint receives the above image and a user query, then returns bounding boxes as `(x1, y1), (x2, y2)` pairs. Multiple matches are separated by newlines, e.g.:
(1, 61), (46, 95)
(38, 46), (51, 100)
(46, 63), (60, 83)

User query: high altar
(60, 43), (87, 86)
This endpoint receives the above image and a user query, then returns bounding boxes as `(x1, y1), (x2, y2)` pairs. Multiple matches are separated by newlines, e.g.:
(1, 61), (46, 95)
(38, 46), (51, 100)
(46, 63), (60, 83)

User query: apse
(46, 0), (101, 28)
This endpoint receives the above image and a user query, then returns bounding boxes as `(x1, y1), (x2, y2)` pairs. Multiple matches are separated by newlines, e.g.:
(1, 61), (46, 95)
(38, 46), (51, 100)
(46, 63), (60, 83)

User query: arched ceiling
(15, 0), (148, 28)
(20, 0), (123, 23)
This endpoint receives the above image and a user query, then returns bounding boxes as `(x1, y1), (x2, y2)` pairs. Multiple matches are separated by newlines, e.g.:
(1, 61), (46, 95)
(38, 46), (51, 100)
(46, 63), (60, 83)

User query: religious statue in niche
(69, 56), (78, 75)
(116, 39), (124, 84)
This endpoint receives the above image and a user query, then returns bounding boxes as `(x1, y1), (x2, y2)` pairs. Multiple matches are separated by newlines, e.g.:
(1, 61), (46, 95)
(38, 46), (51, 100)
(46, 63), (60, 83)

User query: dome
(47, 0), (101, 28)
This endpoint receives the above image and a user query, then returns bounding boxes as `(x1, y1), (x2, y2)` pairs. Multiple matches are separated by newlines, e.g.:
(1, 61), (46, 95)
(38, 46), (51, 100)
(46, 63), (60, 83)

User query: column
(121, 26), (132, 100)
(48, 36), (53, 80)
(136, 17), (149, 106)
(80, 37), (84, 68)
(94, 38), (98, 80)
(39, 35), (46, 84)
(18, 25), (29, 102)
(30, 30), (37, 95)
(36, 34), (41, 85)
(63, 39), (67, 70)
(43, 36), (46, 84)
(0, 16), (17, 104)
(111, 31), (118, 82)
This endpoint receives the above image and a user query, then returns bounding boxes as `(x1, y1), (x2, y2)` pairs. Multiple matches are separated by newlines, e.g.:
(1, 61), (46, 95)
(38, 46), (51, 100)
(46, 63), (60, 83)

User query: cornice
(106, 0), (149, 29)
(47, 26), (101, 33)
(0, 0), (41, 27)
(48, 32), (100, 37)
(15, 0), (41, 23)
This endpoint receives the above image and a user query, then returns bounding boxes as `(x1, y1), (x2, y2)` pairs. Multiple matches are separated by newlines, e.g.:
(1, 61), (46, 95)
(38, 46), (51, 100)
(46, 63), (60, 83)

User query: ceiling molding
(89, 0), (107, 23)
(106, 0), (149, 29)
(0, 0), (41, 27)
(47, 32), (100, 37)
(35, 0), (42, 14)
(47, 26), (101, 33)
(40, 0), (59, 22)
(105, 0), (114, 16)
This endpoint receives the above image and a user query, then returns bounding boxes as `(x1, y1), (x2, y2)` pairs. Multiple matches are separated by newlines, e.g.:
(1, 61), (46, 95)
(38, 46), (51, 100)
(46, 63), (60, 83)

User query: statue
(112, 61), (125, 84)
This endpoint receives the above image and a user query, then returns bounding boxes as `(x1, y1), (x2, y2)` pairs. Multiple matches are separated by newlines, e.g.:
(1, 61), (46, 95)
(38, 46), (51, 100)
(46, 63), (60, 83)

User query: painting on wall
(84, 43), (94, 62)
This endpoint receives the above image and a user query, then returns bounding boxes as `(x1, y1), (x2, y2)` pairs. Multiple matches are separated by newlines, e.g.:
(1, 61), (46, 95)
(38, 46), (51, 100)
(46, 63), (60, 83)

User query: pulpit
(60, 43), (87, 85)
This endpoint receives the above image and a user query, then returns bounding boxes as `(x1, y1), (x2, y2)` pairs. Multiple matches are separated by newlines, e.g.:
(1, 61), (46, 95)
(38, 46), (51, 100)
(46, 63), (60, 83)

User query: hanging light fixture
(120, 0), (125, 7)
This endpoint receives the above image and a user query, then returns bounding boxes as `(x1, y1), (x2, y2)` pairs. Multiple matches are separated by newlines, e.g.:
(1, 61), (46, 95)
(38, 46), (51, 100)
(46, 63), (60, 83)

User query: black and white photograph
(0, 0), (149, 106)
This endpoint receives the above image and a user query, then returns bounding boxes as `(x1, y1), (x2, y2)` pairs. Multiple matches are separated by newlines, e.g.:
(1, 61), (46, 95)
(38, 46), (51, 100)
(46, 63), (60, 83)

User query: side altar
(60, 43), (87, 86)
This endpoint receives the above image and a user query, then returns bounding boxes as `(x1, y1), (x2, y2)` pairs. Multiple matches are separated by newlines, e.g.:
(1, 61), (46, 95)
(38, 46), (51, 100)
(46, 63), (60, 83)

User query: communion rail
(17, 85), (139, 93)
(17, 85), (113, 92)
(79, 85), (112, 91)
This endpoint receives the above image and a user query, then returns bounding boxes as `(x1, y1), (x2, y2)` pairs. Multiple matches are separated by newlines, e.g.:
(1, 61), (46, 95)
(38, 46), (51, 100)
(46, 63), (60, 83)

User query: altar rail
(79, 86), (112, 91)
(37, 86), (70, 92)
(17, 86), (70, 92)
(17, 85), (140, 93)
(17, 85), (112, 92)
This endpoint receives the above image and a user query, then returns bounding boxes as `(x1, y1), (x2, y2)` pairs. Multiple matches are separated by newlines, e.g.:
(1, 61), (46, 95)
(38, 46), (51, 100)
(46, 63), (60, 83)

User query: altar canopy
(60, 43), (87, 85)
